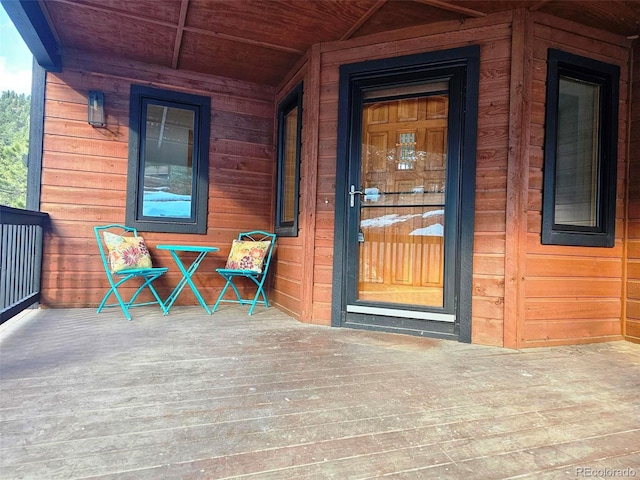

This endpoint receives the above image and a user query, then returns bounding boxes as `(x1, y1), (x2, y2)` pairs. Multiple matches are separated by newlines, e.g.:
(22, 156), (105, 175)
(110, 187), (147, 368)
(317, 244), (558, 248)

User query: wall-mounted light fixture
(87, 90), (105, 127)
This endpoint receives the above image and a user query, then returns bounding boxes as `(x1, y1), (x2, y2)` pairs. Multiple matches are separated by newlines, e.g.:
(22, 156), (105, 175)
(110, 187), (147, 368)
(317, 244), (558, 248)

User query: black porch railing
(0, 206), (49, 324)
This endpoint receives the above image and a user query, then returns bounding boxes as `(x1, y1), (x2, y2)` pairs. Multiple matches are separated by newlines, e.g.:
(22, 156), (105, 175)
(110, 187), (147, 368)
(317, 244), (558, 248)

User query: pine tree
(0, 91), (30, 208)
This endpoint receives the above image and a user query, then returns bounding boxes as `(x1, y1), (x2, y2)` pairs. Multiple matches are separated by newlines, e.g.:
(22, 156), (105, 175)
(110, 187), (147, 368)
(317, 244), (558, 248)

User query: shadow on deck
(1, 306), (639, 479)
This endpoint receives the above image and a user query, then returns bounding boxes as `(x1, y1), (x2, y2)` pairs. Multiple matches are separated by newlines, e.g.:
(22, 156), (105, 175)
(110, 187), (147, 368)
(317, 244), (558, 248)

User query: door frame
(331, 46), (480, 342)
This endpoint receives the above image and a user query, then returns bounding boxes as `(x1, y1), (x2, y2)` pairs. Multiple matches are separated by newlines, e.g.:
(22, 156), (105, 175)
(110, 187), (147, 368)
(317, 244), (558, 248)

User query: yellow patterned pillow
(103, 231), (153, 273)
(225, 240), (271, 273)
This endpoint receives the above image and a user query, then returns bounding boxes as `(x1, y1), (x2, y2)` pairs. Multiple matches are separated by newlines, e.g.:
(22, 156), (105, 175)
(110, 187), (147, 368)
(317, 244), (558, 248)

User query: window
(126, 85), (210, 234)
(396, 132), (416, 170)
(542, 49), (619, 247)
(275, 83), (303, 237)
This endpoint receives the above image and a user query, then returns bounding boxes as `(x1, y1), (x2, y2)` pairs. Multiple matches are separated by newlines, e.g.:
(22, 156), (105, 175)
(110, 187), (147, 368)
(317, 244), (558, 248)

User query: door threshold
(342, 312), (458, 340)
(347, 304), (455, 322)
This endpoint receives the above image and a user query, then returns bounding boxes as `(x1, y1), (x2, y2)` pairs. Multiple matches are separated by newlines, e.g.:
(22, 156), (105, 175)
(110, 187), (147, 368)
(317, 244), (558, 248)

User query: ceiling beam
(171, 0), (190, 69)
(530, 1), (552, 11)
(1, 0), (62, 71)
(38, 0), (63, 47)
(183, 26), (305, 55)
(413, 0), (486, 18)
(341, 0), (387, 41)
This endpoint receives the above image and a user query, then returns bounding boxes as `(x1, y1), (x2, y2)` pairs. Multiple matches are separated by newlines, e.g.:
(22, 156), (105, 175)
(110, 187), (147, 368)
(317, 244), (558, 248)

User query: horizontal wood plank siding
(40, 51), (275, 308)
(521, 14), (630, 347)
(626, 41), (640, 343)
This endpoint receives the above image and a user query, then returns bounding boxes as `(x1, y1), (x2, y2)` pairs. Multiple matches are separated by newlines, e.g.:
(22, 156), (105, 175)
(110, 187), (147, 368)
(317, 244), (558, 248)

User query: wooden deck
(1, 306), (639, 479)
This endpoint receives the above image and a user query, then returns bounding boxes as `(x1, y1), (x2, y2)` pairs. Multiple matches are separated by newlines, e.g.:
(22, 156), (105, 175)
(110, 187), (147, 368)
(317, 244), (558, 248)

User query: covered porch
(1, 0), (640, 347)
(1, 306), (639, 478)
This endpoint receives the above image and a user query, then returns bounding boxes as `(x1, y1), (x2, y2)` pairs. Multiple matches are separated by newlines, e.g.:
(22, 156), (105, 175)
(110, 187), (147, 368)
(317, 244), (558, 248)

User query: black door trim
(331, 45), (480, 343)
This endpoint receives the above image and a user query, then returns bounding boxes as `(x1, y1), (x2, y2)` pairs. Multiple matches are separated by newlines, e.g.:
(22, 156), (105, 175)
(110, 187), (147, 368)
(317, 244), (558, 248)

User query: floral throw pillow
(103, 231), (153, 273)
(224, 240), (271, 273)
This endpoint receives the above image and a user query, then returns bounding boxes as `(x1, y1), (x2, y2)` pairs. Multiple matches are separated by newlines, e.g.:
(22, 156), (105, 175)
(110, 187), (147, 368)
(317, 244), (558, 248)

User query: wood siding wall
(626, 41), (640, 343)
(521, 15), (630, 347)
(40, 50), (275, 308)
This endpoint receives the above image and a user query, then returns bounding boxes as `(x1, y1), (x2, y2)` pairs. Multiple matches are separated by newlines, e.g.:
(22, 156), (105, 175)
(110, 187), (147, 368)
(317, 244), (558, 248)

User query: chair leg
(247, 280), (268, 315)
(249, 287), (270, 315)
(98, 273), (166, 320)
(248, 290), (260, 315)
(129, 281), (149, 306)
(213, 272), (270, 315)
(132, 274), (168, 315)
(97, 287), (116, 314)
(98, 285), (133, 321)
(212, 278), (234, 312)
(227, 278), (243, 303)
(145, 278), (168, 315)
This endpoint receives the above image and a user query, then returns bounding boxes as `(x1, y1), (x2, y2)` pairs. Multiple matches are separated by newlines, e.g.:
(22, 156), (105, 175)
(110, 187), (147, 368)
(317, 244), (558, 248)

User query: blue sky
(0, 7), (33, 95)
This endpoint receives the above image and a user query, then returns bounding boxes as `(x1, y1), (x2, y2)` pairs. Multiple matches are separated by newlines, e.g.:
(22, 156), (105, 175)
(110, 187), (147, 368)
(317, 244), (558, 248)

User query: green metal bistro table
(157, 244), (219, 314)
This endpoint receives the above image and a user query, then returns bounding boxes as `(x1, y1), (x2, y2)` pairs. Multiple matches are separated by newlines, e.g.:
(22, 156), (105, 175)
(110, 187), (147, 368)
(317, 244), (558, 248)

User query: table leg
(164, 251), (212, 314)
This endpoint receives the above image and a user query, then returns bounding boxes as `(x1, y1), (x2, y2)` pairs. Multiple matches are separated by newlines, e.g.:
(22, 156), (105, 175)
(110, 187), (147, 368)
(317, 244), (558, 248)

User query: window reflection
(555, 76), (600, 227)
(142, 105), (195, 218)
(282, 106), (298, 223)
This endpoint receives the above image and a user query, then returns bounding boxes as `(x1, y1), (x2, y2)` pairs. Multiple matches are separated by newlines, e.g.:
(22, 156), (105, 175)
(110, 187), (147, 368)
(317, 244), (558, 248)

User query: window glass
(142, 104), (195, 218)
(282, 105), (298, 224)
(397, 132), (416, 170)
(555, 77), (600, 227)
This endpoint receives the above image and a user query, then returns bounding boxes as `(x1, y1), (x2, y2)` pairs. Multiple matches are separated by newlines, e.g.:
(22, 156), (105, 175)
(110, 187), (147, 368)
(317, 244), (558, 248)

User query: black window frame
(274, 83), (303, 237)
(542, 49), (619, 247)
(126, 85), (210, 234)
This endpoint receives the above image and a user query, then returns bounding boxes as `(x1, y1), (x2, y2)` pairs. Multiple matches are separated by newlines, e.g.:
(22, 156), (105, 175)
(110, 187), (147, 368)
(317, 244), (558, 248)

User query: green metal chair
(94, 224), (168, 320)
(212, 231), (276, 315)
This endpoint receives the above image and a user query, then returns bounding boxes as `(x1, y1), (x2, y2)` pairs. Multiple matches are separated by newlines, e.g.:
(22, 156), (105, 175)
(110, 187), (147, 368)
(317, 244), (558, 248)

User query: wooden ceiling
(38, 0), (640, 86)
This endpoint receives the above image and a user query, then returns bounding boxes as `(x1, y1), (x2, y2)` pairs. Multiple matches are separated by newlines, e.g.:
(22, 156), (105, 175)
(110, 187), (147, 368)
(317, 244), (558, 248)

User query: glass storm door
(346, 82), (458, 325)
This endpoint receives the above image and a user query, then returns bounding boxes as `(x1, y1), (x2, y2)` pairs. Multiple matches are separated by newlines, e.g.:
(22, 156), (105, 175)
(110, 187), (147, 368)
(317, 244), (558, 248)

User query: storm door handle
(349, 185), (364, 208)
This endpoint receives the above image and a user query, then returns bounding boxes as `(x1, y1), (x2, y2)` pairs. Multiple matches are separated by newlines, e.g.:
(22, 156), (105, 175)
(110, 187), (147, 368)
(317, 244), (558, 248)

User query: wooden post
(504, 9), (533, 349)
(300, 44), (322, 321)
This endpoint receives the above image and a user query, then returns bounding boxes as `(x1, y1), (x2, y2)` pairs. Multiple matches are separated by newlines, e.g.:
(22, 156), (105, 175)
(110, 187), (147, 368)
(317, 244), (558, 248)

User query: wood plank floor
(1, 306), (639, 479)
